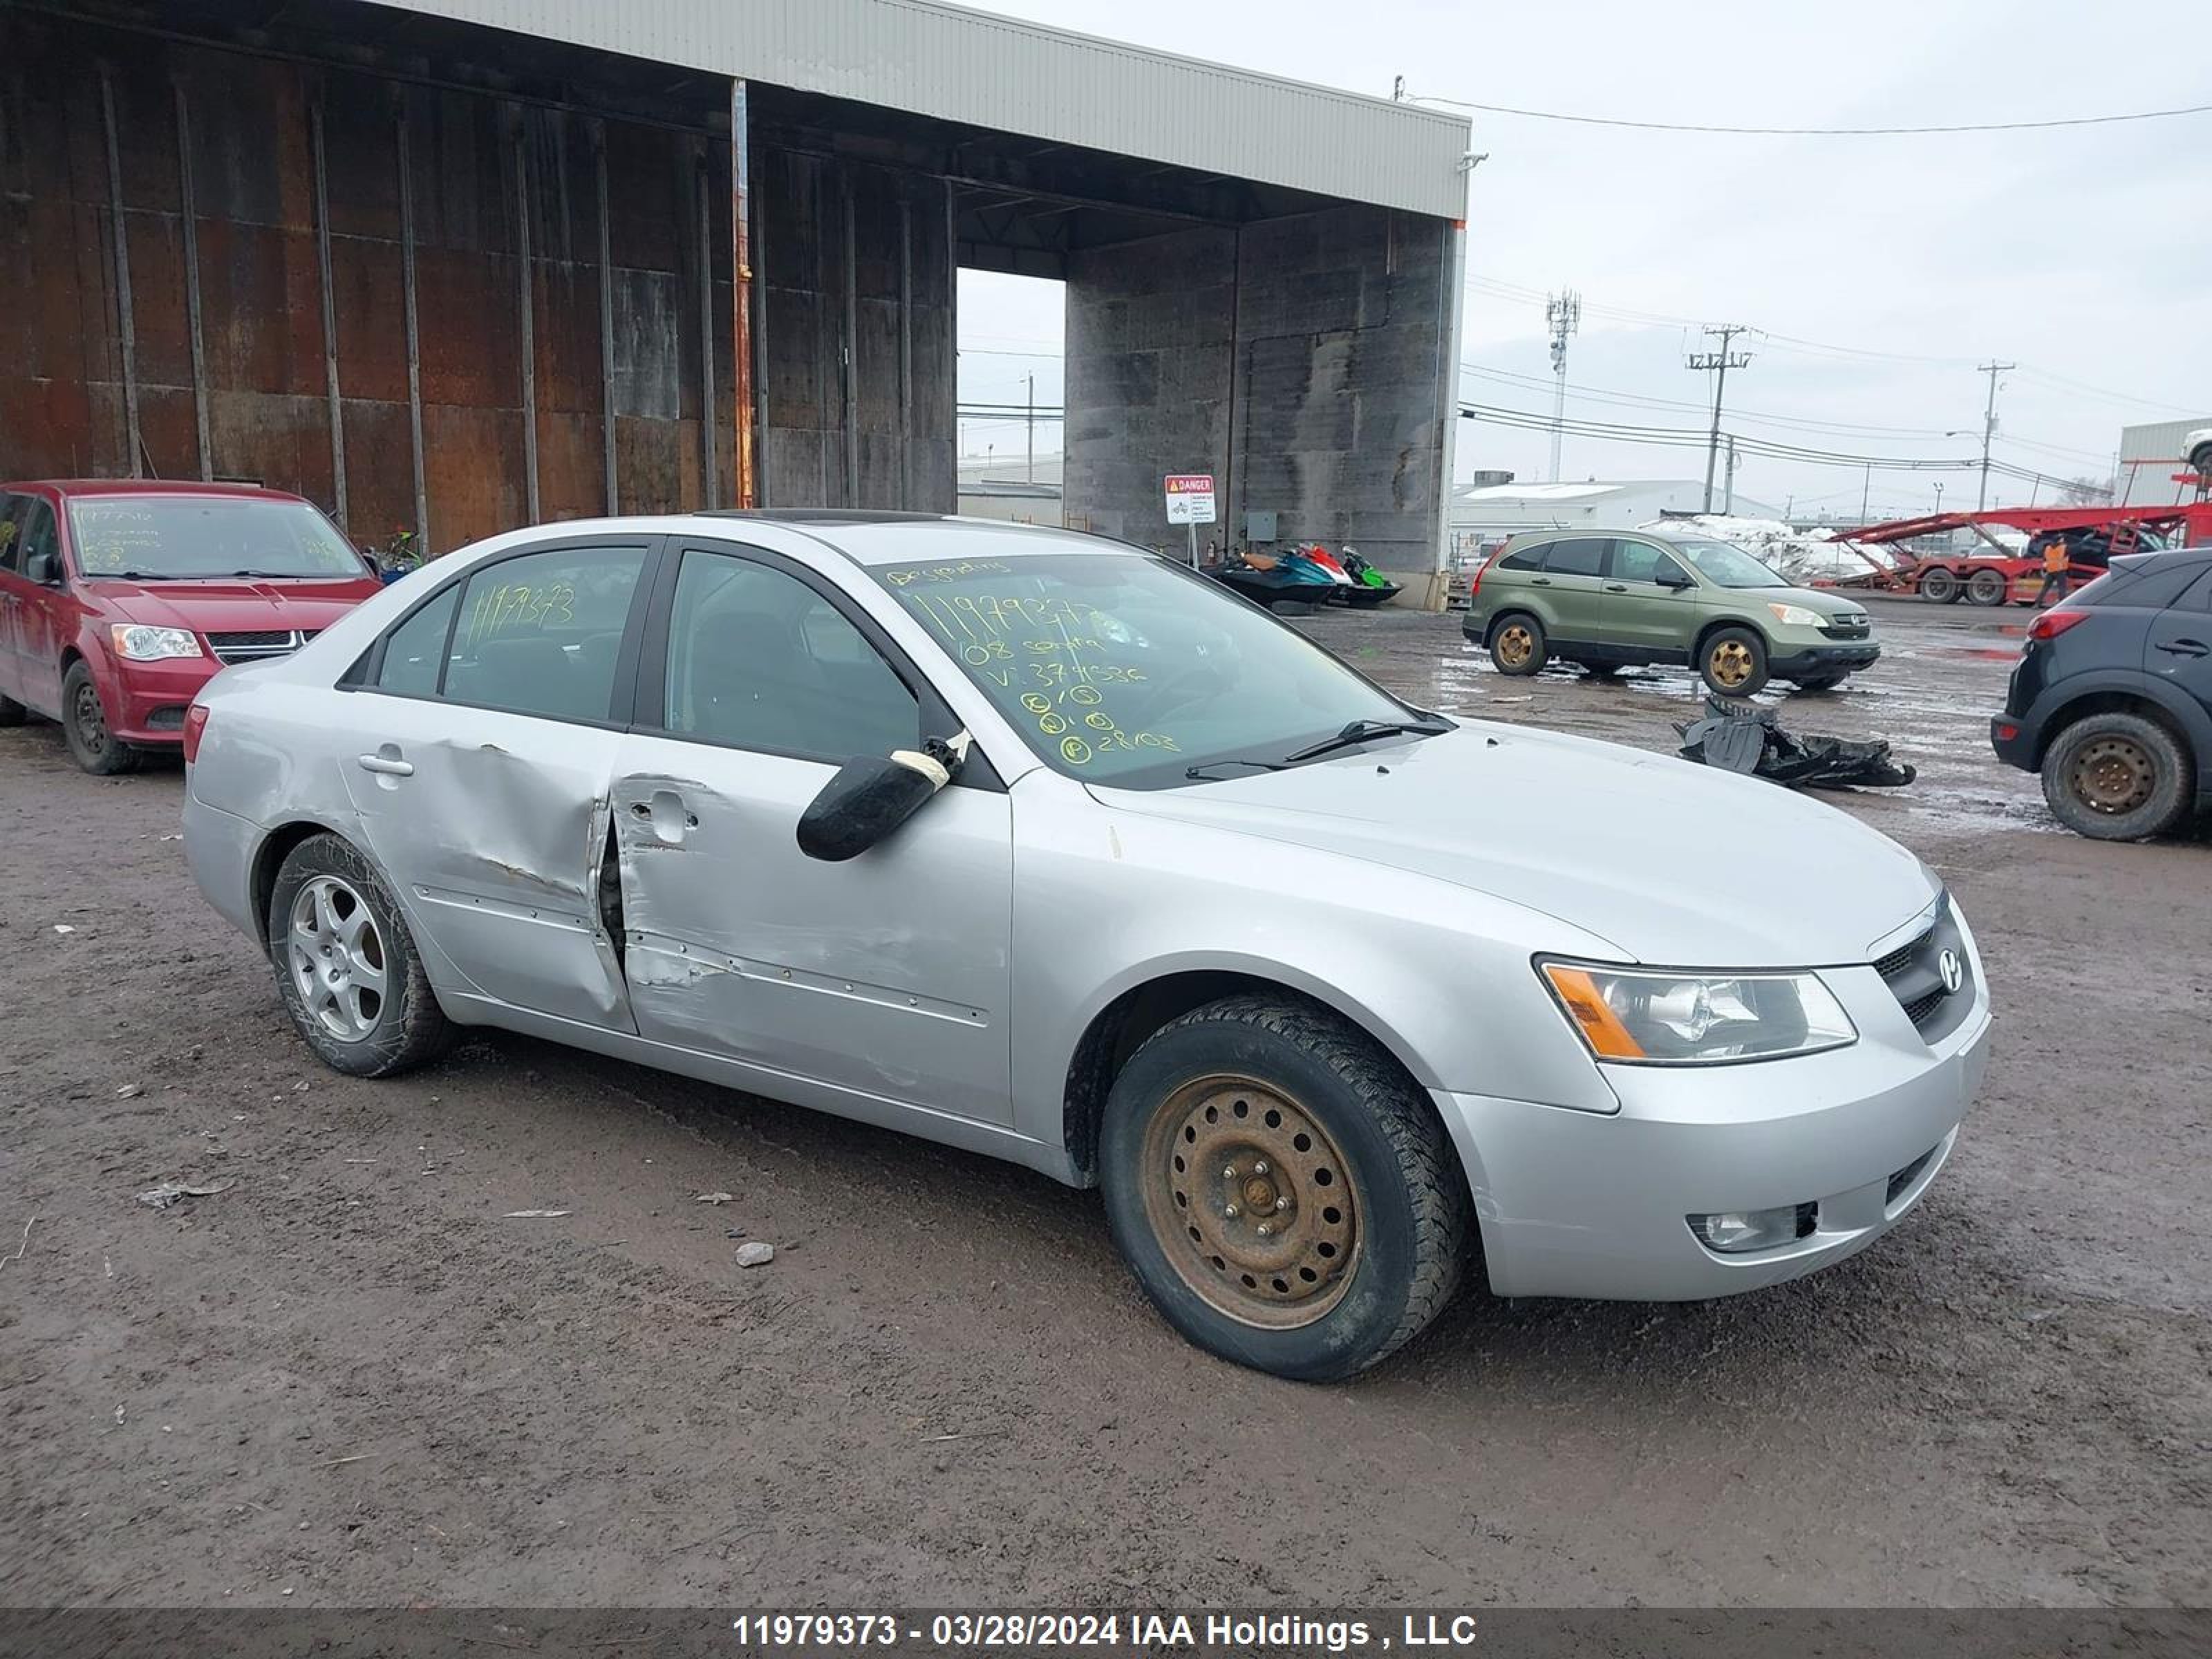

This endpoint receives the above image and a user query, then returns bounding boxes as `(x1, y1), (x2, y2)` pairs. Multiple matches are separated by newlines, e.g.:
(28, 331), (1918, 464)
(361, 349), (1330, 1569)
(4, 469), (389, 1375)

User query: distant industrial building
(956, 454), (1063, 525)
(1450, 480), (1783, 548)
(2115, 419), (2212, 507)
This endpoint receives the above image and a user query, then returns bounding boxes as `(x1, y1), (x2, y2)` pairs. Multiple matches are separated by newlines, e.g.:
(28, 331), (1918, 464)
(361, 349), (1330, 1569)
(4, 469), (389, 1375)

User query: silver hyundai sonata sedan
(182, 513), (1991, 1380)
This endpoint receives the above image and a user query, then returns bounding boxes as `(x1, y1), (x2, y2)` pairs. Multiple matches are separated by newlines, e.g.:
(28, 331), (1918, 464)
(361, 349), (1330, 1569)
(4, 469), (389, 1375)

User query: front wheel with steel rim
(267, 832), (450, 1077)
(61, 660), (139, 775)
(1099, 994), (1469, 1381)
(1700, 626), (1770, 697)
(2041, 713), (2193, 841)
(1488, 613), (1548, 677)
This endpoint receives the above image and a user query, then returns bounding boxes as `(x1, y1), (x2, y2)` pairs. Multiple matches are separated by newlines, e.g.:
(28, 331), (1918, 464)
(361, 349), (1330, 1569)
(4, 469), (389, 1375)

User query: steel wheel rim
(1139, 1074), (1361, 1330)
(1710, 641), (1754, 688)
(73, 682), (109, 754)
(287, 875), (388, 1042)
(1496, 624), (1534, 668)
(2070, 737), (2155, 816)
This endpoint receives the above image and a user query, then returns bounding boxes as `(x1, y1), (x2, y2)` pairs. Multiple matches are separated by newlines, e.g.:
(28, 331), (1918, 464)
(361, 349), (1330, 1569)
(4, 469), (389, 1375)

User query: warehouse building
(1, 0), (1472, 598)
(1450, 479), (1783, 543)
(2115, 418), (2212, 507)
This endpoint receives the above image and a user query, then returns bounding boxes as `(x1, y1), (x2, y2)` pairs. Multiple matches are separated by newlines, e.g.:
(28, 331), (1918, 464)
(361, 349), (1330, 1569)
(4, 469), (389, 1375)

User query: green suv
(1463, 529), (1879, 697)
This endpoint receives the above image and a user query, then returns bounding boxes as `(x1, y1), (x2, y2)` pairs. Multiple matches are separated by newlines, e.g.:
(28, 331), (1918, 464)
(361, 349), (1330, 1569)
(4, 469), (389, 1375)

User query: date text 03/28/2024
(728, 1612), (1484, 1650)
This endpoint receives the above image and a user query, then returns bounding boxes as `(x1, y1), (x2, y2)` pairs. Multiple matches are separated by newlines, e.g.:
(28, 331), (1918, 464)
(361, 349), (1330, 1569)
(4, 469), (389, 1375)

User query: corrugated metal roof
(367, 0), (1472, 219)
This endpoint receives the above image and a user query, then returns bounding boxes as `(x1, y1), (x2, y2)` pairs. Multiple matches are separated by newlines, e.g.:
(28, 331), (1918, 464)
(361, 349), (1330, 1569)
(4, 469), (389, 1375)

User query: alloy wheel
(1140, 1074), (1361, 1329)
(288, 874), (388, 1042)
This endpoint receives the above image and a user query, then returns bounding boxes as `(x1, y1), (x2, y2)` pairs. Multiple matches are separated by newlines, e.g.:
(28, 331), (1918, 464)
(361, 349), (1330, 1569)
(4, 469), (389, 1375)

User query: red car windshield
(66, 496), (370, 581)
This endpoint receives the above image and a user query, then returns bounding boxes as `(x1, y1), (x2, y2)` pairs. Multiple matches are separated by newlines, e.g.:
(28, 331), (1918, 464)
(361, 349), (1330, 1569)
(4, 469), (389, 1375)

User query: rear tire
(1488, 614), (1548, 677)
(267, 833), (451, 1077)
(1917, 568), (1960, 604)
(1965, 568), (2009, 606)
(2040, 713), (2194, 841)
(61, 661), (140, 775)
(1700, 626), (1770, 698)
(1098, 994), (1469, 1382)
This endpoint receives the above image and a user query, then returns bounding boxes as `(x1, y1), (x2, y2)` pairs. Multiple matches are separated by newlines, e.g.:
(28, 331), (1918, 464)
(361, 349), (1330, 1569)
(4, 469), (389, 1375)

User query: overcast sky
(956, 0), (2210, 520)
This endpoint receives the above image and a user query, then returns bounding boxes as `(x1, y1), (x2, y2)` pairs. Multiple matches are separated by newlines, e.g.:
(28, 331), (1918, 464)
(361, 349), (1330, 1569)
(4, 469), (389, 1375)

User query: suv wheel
(2041, 713), (2194, 841)
(62, 661), (140, 775)
(1700, 626), (1770, 697)
(1918, 568), (1960, 603)
(1099, 994), (1469, 1381)
(268, 833), (451, 1076)
(1489, 615), (1547, 676)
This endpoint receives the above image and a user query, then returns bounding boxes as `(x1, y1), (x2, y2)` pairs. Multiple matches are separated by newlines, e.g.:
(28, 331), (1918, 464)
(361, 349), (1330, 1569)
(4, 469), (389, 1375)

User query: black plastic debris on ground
(1676, 695), (1916, 789)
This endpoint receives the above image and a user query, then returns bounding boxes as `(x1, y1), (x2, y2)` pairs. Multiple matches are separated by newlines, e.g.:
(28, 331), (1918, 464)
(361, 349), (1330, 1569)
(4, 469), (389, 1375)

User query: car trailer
(1816, 500), (2212, 606)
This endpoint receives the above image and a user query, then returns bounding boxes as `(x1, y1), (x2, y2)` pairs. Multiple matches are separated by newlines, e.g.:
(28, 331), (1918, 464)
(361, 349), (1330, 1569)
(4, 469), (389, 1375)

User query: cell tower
(1546, 290), (1581, 482)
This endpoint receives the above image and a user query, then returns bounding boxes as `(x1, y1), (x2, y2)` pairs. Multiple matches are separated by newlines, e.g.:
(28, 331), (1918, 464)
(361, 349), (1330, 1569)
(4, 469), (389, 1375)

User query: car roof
(2, 478), (315, 504)
(691, 512), (1147, 567)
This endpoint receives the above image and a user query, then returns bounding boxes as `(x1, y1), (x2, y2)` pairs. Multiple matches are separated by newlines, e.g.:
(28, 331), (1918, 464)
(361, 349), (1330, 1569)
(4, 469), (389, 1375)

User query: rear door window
(374, 585), (462, 697)
(1544, 538), (1608, 579)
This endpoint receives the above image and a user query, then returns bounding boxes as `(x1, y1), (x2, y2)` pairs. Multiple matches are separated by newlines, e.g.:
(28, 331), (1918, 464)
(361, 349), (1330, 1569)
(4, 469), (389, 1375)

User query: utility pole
(1722, 435), (1738, 514)
(1976, 359), (2013, 511)
(1545, 290), (1581, 482)
(1685, 324), (1752, 512)
(1025, 373), (1035, 483)
(1859, 462), (1872, 525)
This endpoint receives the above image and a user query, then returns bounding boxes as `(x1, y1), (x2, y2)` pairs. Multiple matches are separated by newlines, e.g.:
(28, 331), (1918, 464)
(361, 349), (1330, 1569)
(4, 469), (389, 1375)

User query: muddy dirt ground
(3, 595), (2208, 1611)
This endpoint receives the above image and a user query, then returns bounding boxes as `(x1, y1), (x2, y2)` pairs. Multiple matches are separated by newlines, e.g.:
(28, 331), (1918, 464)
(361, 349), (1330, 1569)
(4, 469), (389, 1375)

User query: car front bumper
(1769, 641), (1881, 679)
(1431, 964), (1991, 1300)
(104, 653), (223, 745)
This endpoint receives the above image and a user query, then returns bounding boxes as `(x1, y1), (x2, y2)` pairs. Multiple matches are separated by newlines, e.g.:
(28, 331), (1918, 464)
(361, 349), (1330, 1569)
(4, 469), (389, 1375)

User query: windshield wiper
(97, 570), (180, 581)
(228, 568), (324, 579)
(1280, 717), (1451, 767)
(1183, 758), (1288, 780)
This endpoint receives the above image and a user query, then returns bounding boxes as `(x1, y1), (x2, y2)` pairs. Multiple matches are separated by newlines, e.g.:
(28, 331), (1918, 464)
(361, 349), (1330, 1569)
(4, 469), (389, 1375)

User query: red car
(0, 480), (384, 774)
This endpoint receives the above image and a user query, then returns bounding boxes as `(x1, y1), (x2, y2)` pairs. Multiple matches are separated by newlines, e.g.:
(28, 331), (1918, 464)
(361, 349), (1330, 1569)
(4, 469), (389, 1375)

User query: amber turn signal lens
(1541, 964), (1648, 1060)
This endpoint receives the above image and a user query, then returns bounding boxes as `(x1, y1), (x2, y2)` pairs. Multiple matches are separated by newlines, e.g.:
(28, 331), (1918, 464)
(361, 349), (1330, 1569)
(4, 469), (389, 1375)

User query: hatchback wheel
(268, 833), (450, 1077)
(62, 661), (139, 775)
(1099, 994), (1468, 1381)
(1489, 615), (1548, 677)
(1700, 626), (1770, 697)
(2041, 713), (2193, 841)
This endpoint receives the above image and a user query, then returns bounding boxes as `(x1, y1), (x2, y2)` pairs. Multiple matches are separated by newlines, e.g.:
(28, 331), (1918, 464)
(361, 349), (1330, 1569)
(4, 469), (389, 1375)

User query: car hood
(1747, 585), (1865, 621)
(1091, 723), (1936, 966)
(85, 577), (382, 632)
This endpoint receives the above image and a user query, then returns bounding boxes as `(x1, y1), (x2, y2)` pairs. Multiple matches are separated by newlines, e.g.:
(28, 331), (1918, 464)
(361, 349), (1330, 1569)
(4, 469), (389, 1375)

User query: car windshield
(869, 550), (1425, 788)
(67, 496), (370, 580)
(1673, 538), (1788, 589)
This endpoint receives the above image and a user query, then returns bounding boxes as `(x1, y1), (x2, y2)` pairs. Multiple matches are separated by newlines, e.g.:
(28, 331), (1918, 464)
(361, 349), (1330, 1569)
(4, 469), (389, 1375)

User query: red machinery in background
(1817, 500), (2212, 606)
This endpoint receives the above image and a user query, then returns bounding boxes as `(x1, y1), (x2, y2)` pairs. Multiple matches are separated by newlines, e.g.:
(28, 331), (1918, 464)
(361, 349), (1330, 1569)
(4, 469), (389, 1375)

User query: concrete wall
(1061, 205), (1452, 589)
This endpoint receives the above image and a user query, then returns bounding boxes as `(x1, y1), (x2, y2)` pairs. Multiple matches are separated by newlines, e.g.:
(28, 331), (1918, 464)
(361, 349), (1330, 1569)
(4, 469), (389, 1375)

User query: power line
(1405, 93), (2212, 135)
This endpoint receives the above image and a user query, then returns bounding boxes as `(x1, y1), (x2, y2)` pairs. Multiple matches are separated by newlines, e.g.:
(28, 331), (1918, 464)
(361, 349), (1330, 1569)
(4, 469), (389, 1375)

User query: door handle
(1530, 577), (1552, 586)
(356, 753), (414, 776)
(2155, 639), (2209, 658)
(1603, 582), (1628, 592)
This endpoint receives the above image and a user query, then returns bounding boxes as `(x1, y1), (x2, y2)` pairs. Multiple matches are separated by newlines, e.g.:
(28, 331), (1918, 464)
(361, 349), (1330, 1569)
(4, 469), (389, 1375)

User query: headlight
(1539, 960), (1856, 1065)
(1766, 602), (1824, 628)
(111, 624), (203, 662)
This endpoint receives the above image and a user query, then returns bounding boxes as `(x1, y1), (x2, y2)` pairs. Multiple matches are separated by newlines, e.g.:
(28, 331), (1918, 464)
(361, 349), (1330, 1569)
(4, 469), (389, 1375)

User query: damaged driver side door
(339, 537), (657, 1032)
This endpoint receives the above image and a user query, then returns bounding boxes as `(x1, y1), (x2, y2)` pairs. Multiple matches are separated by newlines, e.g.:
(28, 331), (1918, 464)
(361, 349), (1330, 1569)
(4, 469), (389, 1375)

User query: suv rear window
(2085, 556), (2212, 610)
(1497, 544), (1548, 572)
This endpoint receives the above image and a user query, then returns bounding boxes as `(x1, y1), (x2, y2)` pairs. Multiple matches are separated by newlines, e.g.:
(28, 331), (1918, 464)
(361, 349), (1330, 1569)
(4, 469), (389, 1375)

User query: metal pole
(695, 148), (717, 509)
(97, 67), (142, 477)
(1187, 521), (1198, 570)
(514, 113), (540, 524)
(594, 121), (617, 514)
(396, 100), (429, 548)
(310, 96), (349, 531)
(1860, 462), (1871, 523)
(1703, 355), (1730, 512)
(842, 174), (859, 505)
(174, 82), (212, 480)
(731, 79), (757, 510)
(1976, 359), (2013, 512)
(1025, 373), (1034, 483)
(898, 191), (912, 509)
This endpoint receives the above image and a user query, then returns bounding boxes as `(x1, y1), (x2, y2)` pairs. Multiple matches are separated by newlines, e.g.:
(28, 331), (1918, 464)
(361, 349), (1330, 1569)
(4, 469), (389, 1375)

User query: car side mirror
(24, 549), (60, 585)
(1656, 568), (1694, 590)
(796, 733), (971, 862)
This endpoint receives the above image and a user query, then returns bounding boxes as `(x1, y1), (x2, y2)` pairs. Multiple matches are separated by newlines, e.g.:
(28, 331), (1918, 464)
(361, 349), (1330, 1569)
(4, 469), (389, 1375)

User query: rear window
(1497, 544), (1548, 572)
(2088, 556), (2212, 610)
(1544, 538), (1608, 578)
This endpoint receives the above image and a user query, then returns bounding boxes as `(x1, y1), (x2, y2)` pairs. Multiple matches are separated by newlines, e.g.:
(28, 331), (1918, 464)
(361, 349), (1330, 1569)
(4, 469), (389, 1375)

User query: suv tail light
(182, 702), (210, 764)
(1470, 549), (1503, 597)
(2027, 608), (2089, 644)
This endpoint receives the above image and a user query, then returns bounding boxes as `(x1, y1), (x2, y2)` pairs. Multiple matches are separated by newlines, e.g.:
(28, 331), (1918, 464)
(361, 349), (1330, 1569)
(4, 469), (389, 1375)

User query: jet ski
(1210, 545), (1358, 610)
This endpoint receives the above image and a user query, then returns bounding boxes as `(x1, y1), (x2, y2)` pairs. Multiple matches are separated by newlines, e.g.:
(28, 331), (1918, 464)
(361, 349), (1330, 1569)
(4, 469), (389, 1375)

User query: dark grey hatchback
(1990, 549), (2212, 840)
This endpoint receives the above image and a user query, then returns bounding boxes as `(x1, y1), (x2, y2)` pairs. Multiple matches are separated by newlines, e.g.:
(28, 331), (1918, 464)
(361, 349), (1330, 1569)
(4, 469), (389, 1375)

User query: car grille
(1821, 617), (1871, 639)
(206, 628), (317, 665)
(1873, 897), (1971, 1041)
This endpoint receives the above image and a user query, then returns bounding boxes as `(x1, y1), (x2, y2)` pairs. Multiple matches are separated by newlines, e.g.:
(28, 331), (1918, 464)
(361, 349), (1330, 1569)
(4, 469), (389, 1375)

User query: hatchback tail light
(2027, 608), (2089, 644)
(182, 702), (210, 764)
